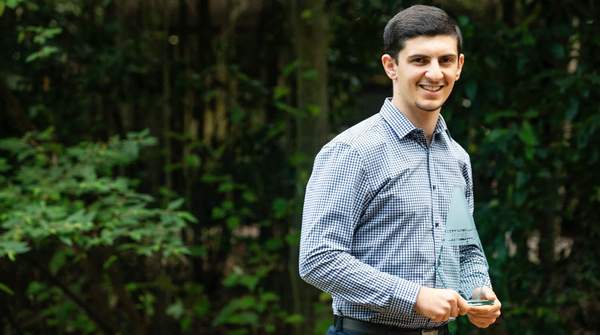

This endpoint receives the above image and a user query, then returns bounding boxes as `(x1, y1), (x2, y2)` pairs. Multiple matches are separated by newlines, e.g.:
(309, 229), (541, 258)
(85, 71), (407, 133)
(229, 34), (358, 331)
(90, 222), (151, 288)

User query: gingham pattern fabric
(299, 98), (491, 329)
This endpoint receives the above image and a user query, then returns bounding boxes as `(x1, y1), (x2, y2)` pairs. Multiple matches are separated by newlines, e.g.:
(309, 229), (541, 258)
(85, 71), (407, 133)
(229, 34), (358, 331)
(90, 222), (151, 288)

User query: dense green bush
(0, 129), (196, 333)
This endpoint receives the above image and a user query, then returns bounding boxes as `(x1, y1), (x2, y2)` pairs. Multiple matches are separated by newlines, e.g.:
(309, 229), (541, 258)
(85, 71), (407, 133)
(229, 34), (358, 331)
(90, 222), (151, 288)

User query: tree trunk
(289, 1), (330, 334)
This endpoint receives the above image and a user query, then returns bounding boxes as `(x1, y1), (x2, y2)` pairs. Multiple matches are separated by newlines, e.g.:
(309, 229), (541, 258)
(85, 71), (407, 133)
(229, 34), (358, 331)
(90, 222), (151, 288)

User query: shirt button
(432, 185), (437, 191)
(435, 222), (440, 227)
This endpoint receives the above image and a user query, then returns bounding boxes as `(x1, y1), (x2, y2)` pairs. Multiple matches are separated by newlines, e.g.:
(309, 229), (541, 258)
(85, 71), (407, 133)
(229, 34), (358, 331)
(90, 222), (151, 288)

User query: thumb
(456, 293), (470, 315)
(480, 287), (497, 301)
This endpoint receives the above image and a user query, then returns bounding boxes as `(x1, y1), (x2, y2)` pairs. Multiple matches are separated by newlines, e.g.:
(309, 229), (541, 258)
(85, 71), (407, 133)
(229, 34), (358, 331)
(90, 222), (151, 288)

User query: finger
(432, 313), (446, 323)
(469, 301), (501, 316)
(468, 315), (493, 329)
(494, 299), (502, 310)
(456, 294), (471, 315)
(440, 309), (451, 322)
(450, 300), (459, 318)
(469, 316), (497, 325)
(468, 308), (494, 317)
(474, 321), (491, 329)
(479, 287), (497, 300)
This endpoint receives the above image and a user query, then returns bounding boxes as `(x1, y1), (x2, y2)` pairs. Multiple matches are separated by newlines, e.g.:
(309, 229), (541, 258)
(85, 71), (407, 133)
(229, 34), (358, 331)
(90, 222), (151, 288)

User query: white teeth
(420, 85), (443, 92)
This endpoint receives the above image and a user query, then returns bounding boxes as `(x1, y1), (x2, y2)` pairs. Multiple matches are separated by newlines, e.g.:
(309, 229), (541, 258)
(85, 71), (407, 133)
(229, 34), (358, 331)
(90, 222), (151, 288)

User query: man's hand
(467, 287), (501, 328)
(415, 286), (470, 322)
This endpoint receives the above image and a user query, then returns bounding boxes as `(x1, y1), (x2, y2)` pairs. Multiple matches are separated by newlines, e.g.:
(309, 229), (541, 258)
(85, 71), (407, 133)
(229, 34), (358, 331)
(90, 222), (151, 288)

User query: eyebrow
(407, 54), (458, 60)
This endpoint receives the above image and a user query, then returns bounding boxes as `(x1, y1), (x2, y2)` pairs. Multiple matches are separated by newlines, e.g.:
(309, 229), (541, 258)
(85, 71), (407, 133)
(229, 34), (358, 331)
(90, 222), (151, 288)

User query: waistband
(333, 315), (449, 335)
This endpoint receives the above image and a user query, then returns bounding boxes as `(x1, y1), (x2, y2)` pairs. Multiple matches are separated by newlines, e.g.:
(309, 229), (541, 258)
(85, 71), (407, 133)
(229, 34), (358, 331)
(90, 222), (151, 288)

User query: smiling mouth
(419, 84), (444, 92)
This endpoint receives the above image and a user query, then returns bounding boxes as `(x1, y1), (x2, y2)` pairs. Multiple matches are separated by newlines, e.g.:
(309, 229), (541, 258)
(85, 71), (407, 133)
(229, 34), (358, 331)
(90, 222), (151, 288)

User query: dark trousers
(325, 321), (450, 335)
(326, 325), (364, 335)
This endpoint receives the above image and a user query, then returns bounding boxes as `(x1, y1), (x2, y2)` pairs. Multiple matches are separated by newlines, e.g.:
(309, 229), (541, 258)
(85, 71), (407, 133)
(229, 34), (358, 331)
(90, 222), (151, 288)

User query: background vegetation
(1, 0), (599, 334)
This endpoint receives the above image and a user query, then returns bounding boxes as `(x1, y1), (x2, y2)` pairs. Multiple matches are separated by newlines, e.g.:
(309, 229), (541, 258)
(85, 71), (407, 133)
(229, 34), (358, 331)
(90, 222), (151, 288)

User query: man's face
(386, 35), (464, 114)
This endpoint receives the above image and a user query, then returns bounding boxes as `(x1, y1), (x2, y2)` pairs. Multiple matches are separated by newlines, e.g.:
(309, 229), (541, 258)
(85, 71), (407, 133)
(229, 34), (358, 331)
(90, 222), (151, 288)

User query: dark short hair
(383, 5), (463, 60)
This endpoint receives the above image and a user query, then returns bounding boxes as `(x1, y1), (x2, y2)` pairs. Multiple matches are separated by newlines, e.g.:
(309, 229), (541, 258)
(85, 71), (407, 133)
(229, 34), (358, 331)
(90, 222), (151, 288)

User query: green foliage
(442, 3), (600, 333)
(0, 130), (196, 333)
(0, 129), (192, 260)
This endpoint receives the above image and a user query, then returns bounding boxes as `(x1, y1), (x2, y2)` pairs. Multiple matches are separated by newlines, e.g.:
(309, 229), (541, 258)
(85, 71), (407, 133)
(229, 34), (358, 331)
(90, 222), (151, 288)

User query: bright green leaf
(0, 282), (14, 295)
(166, 300), (185, 319)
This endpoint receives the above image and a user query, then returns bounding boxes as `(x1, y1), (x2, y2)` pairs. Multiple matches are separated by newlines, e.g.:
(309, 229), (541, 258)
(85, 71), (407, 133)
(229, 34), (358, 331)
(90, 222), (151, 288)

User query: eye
(411, 57), (428, 65)
(439, 56), (456, 65)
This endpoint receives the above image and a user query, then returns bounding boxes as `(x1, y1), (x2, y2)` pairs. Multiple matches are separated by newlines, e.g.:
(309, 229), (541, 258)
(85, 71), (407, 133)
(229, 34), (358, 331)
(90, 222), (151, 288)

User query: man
(299, 5), (501, 335)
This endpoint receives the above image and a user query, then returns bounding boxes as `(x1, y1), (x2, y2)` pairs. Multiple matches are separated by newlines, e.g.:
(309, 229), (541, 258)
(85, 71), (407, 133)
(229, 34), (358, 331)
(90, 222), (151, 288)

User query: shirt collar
(380, 97), (450, 142)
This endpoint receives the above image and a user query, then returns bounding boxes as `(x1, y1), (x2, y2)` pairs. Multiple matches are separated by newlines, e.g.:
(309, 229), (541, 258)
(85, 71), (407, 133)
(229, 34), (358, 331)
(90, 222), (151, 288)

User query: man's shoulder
(325, 113), (389, 153)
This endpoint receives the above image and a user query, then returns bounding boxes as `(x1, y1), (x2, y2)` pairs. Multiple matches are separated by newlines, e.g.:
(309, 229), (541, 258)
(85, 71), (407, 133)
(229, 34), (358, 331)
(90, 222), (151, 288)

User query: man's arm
(299, 142), (420, 316)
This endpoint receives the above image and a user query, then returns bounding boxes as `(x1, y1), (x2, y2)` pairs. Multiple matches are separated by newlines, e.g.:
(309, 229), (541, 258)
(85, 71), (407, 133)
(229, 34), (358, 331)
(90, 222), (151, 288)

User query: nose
(425, 60), (444, 81)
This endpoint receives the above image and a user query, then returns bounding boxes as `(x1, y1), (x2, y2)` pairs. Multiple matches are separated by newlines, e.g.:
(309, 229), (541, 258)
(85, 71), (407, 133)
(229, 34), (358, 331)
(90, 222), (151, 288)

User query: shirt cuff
(386, 278), (421, 317)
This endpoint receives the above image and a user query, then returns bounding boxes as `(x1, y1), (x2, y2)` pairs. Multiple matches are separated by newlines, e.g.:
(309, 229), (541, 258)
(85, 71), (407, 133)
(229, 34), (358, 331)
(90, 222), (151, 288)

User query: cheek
(444, 70), (459, 82)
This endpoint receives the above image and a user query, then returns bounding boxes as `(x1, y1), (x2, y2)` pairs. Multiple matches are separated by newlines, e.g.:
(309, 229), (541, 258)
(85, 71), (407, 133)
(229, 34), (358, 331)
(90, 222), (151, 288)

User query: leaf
(307, 104), (321, 117)
(274, 101), (300, 116)
(6, 0), (23, 9)
(49, 249), (68, 275)
(167, 198), (184, 210)
(212, 296), (258, 326)
(518, 121), (537, 147)
(259, 291), (279, 304)
(226, 311), (259, 326)
(301, 9), (313, 20)
(189, 245), (206, 257)
(103, 255), (118, 270)
(0, 240), (30, 259)
(272, 198), (288, 219)
(25, 46), (60, 63)
(0, 158), (10, 172)
(230, 106), (244, 124)
(217, 180), (235, 193)
(242, 190), (257, 203)
(0, 138), (27, 153)
(184, 154), (201, 168)
(177, 211), (198, 223)
(166, 300), (185, 319)
(0, 282), (14, 295)
(284, 314), (304, 324)
(285, 230), (300, 246)
(281, 60), (299, 77)
(226, 216), (240, 230)
(273, 86), (290, 100)
(211, 206), (227, 220)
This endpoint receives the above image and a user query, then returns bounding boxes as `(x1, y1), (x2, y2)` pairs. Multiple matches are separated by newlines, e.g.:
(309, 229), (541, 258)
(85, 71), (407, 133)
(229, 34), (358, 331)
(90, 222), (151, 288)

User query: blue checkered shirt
(299, 98), (491, 329)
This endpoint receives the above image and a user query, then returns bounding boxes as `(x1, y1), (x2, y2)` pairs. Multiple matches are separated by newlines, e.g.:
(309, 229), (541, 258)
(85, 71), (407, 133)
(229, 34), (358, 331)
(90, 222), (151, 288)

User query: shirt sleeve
(299, 142), (420, 316)
(459, 154), (492, 298)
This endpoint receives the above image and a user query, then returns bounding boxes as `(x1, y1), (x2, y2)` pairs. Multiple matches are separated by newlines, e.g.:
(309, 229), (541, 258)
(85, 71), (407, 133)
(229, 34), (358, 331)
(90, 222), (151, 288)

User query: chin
(416, 103), (443, 112)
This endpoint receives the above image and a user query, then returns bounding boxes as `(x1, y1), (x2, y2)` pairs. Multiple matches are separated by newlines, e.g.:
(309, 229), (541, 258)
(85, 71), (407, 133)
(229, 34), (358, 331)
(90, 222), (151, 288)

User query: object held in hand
(467, 299), (494, 306)
(437, 187), (491, 314)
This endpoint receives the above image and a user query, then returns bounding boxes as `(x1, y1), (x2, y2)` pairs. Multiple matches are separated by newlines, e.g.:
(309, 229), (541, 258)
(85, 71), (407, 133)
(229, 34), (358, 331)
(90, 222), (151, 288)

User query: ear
(381, 54), (397, 80)
(456, 53), (465, 80)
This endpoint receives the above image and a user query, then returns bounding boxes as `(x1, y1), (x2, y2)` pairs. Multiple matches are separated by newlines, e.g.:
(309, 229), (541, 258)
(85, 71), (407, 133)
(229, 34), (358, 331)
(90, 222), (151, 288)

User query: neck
(391, 97), (440, 144)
